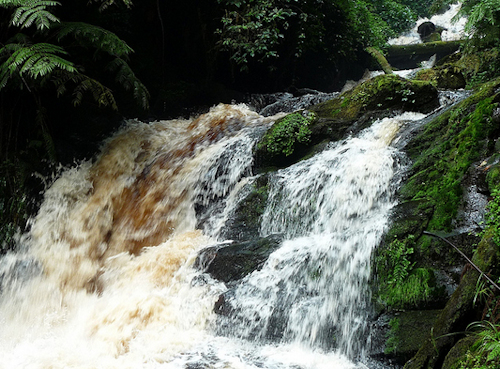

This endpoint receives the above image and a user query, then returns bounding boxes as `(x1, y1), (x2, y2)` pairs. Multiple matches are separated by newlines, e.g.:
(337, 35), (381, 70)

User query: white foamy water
(0, 103), (426, 368)
(389, 3), (468, 45)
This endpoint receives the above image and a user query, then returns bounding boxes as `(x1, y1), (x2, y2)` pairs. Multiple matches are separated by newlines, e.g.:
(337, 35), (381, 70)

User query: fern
(107, 57), (149, 109)
(55, 22), (133, 58)
(70, 74), (117, 110)
(89, 0), (133, 11)
(7, 0), (61, 30)
(0, 42), (76, 88)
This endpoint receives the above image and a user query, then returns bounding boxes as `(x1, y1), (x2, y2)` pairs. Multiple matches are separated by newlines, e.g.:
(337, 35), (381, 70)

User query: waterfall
(389, 3), (467, 45)
(0, 93), (461, 367)
(214, 112), (424, 360)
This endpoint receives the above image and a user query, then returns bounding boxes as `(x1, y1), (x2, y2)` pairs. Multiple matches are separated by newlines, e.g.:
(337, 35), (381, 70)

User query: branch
(424, 231), (500, 292)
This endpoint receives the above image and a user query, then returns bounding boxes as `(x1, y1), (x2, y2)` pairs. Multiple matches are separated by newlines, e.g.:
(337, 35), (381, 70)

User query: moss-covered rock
(311, 74), (438, 122)
(415, 64), (466, 89)
(403, 235), (499, 369)
(441, 336), (477, 369)
(254, 74), (438, 170)
(385, 310), (442, 364)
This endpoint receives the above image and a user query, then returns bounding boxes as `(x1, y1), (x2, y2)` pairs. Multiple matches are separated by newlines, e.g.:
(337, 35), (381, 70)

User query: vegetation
(257, 111), (315, 157)
(458, 0), (500, 52)
(216, 0), (431, 72)
(0, 0), (149, 250)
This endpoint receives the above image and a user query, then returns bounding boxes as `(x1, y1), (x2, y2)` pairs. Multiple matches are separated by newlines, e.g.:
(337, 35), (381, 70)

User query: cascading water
(0, 96), (439, 368)
(215, 114), (422, 361)
(0, 9), (469, 361)
(389, 3), (467, 45)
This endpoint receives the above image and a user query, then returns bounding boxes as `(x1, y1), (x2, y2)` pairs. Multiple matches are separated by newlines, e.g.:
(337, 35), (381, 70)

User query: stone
(195, 233), (283, 283)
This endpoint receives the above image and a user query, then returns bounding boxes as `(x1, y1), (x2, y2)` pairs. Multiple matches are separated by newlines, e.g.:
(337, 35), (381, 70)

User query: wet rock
(441, 335), (477, 369)
(379, 310), (442, 365)
(418, 22), (436, 41)
(255, 74), (439, 171)
(404, 235), (500, 369)
(195, 233), (283, 283)
(218, 175), (270, 242)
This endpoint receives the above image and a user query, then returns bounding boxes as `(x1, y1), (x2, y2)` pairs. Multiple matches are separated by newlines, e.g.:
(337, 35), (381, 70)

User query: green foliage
(4, 0), (61, 30)
(458, 322), (500, 369)
(458, 0), (500, 51)
(385, 317), (401, 354)
(258, 111), (315, 157)
(216, 0), (419, 71)
(377, 236), (435, 308)
(484, 189), (500, 247)
(0, 0), (148, 111)
(55, 22), (133, 58)
(0, 42), (76, 88)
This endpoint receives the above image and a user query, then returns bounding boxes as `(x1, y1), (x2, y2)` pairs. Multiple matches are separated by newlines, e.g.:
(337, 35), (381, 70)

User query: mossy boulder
(441, 336), (477, 369)
(385, 310), (442, 364)
(311, 74), (438, 122)
(254, 75), (438, 170)
(415, 64), (466, 89)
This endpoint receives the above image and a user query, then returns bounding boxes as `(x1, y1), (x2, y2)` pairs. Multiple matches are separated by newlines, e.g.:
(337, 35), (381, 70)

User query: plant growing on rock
(258, 111), (315, 157)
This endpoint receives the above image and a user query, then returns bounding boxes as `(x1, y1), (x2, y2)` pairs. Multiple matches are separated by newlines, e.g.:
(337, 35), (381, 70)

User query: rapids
(0, 102), (431, 368)
(0, 5), (469, 366)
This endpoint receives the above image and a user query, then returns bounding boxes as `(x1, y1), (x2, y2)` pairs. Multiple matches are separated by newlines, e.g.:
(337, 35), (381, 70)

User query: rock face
(195, 234), (283, 284)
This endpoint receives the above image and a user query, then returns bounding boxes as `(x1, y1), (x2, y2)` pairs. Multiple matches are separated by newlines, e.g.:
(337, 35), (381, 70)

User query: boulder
(255, 74), (439, 170)
(418, 22), (436, 40)
(195, 233), (283, 283)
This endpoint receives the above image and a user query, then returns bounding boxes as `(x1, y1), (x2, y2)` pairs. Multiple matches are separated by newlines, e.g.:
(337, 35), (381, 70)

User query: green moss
(257, 111), (316, 157)
(403, 79), (500, 235)
(311, 74), (438, 122)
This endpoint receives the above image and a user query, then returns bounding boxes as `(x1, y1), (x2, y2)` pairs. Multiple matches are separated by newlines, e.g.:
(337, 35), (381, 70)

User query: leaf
(9, 0), (60, 30)
(55, 22), (133, 57)
(107, 57), (149, 109)
(0, 42), (76, 89)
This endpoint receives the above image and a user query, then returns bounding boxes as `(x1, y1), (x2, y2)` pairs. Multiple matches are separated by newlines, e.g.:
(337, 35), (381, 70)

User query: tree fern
(107, 57), (149, 109)
(52, 71), (117, 110)
(2, 0), (61, 30)
(89, 0), (133, 11)
(0, 42), (76, 88)
(55, 22), (133, 58)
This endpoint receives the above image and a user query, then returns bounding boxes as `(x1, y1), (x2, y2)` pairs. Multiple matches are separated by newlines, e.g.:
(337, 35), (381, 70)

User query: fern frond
(10, 0), (60, 30)
(107, 57), (149, 109)
(70, 74), (118, 110)
(0, 42), (76, 88)
(55, 22), (133, 57)
(90, 0), (133, 11)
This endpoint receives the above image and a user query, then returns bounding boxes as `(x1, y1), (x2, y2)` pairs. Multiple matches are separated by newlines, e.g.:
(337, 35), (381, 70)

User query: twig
(423, 231), (500, 292)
